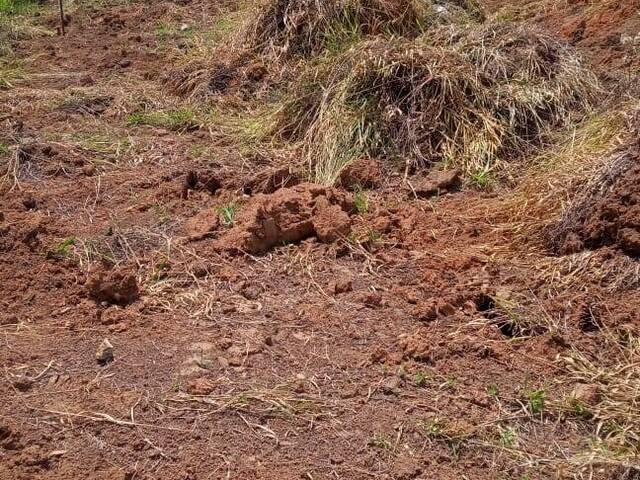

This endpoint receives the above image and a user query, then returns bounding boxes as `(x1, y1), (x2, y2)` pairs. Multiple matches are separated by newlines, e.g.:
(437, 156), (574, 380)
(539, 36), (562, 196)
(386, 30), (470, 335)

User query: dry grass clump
(562, 328), (640, 473)
(246, 0), (484, 59)
(275, 23), (597, 184)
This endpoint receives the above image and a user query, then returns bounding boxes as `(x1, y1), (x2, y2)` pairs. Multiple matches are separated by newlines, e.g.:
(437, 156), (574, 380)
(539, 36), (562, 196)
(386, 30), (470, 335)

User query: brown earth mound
(86, 265), (140, 305)
(214, 183), (354, 254)
(552, 146), (640, 257)
(486, 0), (640, 69)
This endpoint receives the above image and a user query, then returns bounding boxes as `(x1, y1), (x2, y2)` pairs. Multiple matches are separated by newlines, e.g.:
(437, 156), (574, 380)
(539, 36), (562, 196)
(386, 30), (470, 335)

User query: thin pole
(58, 0), (65, 36)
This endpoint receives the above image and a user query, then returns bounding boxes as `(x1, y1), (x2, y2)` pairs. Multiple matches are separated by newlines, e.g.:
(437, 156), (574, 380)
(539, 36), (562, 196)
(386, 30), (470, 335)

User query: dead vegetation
(245, 0), (484, 59)
(167, 0), (597, 185)
(275, 23), (596, 183)
(562, 327), (640, 475)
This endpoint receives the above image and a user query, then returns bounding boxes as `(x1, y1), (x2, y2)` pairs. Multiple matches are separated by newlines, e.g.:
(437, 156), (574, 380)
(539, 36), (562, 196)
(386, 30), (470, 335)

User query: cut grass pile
(246, 0), (484, 59)
(275, 24), (597, 183)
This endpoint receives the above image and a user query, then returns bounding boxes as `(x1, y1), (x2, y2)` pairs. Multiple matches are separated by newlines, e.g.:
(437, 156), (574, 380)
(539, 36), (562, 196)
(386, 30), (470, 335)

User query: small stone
(380, 376), (402, 395)
(411, 169), (461, 198)
(361, 291), (382, 308)
(96, 339), (114, 364)
(119, 59), (132, 68)
(82, 164), (96, 176)
(185, 377), (216, 396)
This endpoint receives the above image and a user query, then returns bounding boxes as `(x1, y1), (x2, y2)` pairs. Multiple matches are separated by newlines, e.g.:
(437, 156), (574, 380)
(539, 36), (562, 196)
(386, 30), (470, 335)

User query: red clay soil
(1, 1), (640, 480)
(564, 163), (640, 257)
(485, 0), (640, 69)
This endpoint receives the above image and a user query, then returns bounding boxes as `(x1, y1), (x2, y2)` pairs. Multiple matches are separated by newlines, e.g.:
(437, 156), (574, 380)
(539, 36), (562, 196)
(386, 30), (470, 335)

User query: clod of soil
(214, 183), (354, 254)
(411, 169), (461, 198)
(242, 165), (300, 194)
(554, 153), (640, 257)
(184, 209), (221, 241)
(86, 265), (140, 305)
(339, 157), (381, 189)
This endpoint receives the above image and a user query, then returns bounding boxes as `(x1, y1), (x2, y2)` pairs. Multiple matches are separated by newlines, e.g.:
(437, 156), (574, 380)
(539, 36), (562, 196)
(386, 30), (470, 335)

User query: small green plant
(151, 260), (171, 282)
(366, 228), (381, 246)
(568, 398), (591, 418)
(217, 202), (239, 227)
(419, 419), (445, 439)
(347, 231), (359, 245)
(486, 384), (499, 398)
(0, 142), (9, 155)
(526, 389), (546, 415)
(55, 237), (76, 256)
(368, 434), (392, 450)
(126, 108), (197, 131)
(353, 186), (369, 214)
(469, 168), (490, 189)
(498, 425), (517, 447)
(414, 371), (427, 387)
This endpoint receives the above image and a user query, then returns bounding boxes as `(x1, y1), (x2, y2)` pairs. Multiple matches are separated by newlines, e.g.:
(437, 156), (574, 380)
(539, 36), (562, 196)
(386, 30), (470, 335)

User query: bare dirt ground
(1, 1), (640, 479)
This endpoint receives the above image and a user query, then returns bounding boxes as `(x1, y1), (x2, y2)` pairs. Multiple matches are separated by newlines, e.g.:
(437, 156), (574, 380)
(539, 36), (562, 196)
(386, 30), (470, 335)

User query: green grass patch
(0, 142), (9, 155)
(72, 132), (132, 159)
(353, 187), (369, 214)
(126, 108), (198, 131)
(526, 389), (546, 415)
(0, 0), (40, 16)
(217, 202), (240, 227)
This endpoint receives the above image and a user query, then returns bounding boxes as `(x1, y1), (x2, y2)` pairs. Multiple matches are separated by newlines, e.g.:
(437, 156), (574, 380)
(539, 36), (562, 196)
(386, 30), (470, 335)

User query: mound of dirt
(214, 183), (354, 254)
(552, 147), (640, 257)
(86, 265), (140, 305)
(339, 158), (381, 190)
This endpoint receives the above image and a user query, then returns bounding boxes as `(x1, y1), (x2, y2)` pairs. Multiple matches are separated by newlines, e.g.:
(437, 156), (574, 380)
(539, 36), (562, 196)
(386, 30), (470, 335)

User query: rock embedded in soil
(86, 265), (139, 306)
(96, 339), (114, 364)
(411, 169), (461, 198)
(312, 196), (351, 242)
(82, 164), (96, 176)
(213, 183), (354, 254)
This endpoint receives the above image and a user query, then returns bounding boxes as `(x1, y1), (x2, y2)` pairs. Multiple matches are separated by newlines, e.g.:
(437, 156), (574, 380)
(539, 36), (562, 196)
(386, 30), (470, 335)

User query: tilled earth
(1, 1), (640, 479)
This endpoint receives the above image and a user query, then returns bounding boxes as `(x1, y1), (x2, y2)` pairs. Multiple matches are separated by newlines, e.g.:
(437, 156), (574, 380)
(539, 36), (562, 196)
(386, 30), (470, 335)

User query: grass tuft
(126, 108), (198, 131)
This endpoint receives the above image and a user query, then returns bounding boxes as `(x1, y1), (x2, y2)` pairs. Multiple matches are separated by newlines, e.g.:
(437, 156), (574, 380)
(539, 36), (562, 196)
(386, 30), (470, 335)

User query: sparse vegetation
(414, 371), (427, 387)
(368, 434), (392, 450)
(525, 389), (546, 415)
(0, 58), (23, 89)
(3, 0), (639, 479)
(127, 108), (198, 131)
(217, 202), (240, 227)
(353, 187), (368, 214)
